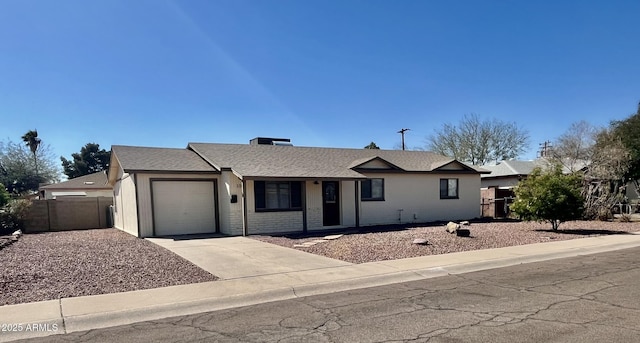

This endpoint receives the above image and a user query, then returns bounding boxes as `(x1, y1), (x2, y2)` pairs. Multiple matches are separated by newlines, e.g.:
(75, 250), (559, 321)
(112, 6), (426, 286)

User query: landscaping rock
(323, 234), (344, 240)
(412, 238), (428, 245)
(0, 235), (19, 250)
(2, 229), (218, 306)
(253, 220), (640, 264)
(456, 228), (471, 237)
(460, 221), (470, 226)
(446, 222), (460, 233)
(295, 241), (322, 248)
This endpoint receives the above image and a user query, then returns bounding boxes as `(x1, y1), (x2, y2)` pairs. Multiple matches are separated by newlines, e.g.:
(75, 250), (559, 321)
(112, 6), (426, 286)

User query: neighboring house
(39, 171), (112, 199)
(480, 160), (543, 189)
(479, 159), (590, 218)
(479, 160), (542, 218)
(107, 138), (488, 237)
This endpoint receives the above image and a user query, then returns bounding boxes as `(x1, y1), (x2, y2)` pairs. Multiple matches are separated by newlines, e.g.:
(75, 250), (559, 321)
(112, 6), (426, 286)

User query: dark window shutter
(255, 181), (266, 209)
(361, 180), (372, 199)
(290, 181), (302, 208)
(440, 179), (448, 198)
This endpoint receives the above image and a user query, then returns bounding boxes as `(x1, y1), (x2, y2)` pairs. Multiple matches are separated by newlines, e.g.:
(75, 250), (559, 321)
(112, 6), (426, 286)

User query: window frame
(254, 181), (303, 212)
(361, 178), (385, 201)
(440, 178), (459, 199)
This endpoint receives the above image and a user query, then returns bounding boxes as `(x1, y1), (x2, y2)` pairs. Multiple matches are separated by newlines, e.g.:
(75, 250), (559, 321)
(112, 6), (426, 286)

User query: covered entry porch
(242, 178), (363, 236)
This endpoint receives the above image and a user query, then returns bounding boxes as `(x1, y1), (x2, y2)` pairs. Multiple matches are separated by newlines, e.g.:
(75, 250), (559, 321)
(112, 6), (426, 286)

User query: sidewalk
(2, 233), (640, 342)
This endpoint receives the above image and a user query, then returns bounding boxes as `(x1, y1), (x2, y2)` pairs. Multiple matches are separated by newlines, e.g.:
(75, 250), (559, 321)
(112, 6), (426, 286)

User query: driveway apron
(146, 236), (352, 279)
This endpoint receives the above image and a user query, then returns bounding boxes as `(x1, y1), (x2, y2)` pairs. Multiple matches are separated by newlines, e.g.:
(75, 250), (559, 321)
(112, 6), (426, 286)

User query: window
(361, 178), (384, 201)
(440, 178), (459, 199)
(254, 181), (302, 211)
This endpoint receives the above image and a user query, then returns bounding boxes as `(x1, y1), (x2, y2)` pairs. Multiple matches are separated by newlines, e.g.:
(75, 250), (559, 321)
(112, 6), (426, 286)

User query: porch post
(302, 181), (307, 234)
(354, 180), (360, 228)
(241, 178), (248, 236)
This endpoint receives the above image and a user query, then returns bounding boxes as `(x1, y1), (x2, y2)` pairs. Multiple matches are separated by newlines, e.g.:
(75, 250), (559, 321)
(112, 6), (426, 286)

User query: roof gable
(349, 156), (404, 171)
(432, 160), (485, 173)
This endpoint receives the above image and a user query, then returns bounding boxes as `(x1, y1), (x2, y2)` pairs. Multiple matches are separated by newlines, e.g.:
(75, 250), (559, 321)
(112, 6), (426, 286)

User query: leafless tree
(581, 129), (631, 219)
(549, 120), (598, 172)
(426, 114), (529, 165)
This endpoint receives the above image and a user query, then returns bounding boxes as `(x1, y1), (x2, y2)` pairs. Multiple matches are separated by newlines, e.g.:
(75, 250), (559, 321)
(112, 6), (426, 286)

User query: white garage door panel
(153, 181), (216, 236)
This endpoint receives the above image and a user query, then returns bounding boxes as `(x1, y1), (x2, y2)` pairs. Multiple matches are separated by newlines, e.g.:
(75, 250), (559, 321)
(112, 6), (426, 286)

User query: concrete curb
(2, 234), (640, 342)
(62, 287), (298, 334)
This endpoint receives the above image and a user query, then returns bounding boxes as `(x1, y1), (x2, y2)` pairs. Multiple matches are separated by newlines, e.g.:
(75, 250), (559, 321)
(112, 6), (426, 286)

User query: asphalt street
(15, 246), (640, 343)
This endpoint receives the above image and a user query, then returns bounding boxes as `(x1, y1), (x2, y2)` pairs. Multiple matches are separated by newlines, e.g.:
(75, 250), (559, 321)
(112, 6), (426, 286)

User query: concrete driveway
(146, 236), (352, 279)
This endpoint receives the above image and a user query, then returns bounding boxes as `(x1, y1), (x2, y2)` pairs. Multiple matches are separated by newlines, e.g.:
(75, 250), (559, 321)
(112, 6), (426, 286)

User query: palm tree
(21, 130), (41, 176)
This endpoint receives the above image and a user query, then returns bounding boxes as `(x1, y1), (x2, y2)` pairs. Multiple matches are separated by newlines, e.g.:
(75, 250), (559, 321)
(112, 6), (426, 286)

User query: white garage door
(152, 180), (217, 236)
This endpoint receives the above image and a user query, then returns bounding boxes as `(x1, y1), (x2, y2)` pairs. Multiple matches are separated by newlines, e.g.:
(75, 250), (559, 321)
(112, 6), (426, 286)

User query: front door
(322, 181), (340, 226)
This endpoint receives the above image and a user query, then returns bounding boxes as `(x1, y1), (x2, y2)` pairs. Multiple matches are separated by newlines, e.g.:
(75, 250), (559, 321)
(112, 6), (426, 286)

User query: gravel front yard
(1, 229), (217, 306)
(253, 220), (640, 264)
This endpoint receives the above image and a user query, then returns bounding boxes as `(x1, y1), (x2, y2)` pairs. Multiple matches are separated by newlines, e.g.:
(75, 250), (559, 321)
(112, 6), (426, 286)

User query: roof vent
(84, 181), (95, 185)
(250, 137), (293, 146)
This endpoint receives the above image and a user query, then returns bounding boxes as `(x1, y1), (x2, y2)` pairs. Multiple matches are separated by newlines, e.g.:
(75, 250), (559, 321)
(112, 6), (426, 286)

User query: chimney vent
(250, 137), (293, 146)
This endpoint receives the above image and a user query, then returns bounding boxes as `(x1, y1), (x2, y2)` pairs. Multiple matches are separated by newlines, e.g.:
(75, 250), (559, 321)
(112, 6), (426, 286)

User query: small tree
(61, 143), (111, 179)
(364, 142), (380, 149)
(0, 140), (60, 195)
(510, 165), (584, 230)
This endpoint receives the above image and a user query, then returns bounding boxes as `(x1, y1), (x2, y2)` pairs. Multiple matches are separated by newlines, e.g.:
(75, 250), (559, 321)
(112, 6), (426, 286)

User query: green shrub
(0, 184), (9, 208)
(0, 199), (31, 235)
(510, 165), (584, 230)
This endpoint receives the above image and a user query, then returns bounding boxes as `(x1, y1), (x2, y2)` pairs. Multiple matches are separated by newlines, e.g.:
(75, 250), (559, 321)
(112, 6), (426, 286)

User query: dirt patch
(0, 229), (217, 306)
(253, 220), (640, 264)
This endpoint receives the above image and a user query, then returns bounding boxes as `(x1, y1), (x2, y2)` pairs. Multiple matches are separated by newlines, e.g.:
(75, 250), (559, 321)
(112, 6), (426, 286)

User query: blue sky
(1, 0), (639, 166)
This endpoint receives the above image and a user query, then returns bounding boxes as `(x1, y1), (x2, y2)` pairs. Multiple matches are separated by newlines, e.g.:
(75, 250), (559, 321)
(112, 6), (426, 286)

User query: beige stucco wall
(135, 173), (220, 237)
(113, 168), (138, 237)
(358, 173), (480, 226)
(220, 171), (244, 236)
(113, 169), (481, 237)
(481, 176), (520, 189)
(341, 181), (357, 227)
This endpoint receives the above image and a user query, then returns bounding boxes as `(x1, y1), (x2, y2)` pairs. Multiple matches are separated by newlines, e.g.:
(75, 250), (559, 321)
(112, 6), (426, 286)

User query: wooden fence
(24, 197), (113, 232)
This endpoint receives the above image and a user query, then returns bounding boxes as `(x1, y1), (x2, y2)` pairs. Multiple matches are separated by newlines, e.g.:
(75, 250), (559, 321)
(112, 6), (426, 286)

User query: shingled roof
(482, 158), (588, 179)
(111, 145), (217, 173)
(480, 160), (540, 179)
(108, 142), (487, 180)
(188, 143), (483, 179)
(40, 171), (111, 190)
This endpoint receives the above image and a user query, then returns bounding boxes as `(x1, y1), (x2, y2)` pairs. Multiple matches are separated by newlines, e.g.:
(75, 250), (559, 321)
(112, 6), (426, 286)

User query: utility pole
(397, 128), (410, 150)
(538, 140), (552, 158)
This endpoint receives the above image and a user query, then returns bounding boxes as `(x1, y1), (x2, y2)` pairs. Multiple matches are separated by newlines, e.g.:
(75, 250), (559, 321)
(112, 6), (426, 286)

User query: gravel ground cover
(0, 229), (217, 306)
(253, 220), (640, 264)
